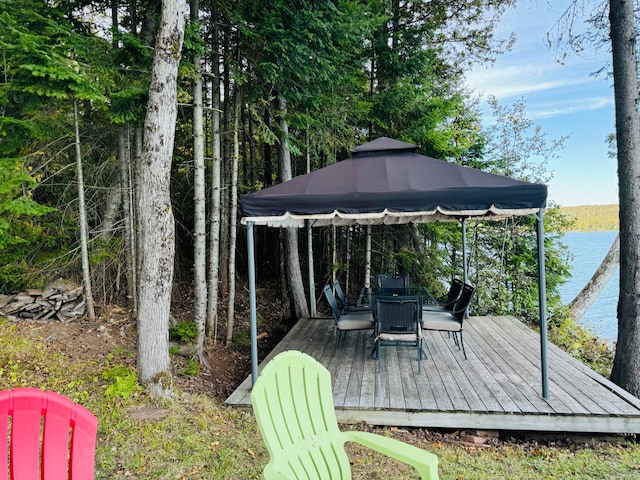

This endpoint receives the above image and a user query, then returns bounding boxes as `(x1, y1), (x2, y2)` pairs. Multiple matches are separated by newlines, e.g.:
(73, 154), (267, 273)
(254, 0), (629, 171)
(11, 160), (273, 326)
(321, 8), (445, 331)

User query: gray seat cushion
(422, 305), (448, 312)
(337, 315), (374, 331)
(377, 332), (420, 342)
(421, 314), (461, 332)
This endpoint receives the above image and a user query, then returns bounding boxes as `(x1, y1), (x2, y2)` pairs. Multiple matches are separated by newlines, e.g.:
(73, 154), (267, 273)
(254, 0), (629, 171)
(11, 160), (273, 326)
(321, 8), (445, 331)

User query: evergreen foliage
(0, 0), (576, 345)
(0, 0), (114, 290)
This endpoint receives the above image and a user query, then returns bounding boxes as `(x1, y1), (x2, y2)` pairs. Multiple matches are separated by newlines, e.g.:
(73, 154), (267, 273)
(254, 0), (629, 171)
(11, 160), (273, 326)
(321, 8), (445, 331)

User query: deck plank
(344, 331), (368, 407)
(484, 316), (617, 415)
(225, 315), (640, 434)
(410, 347), (439, 411)
(386, 345), (406, 409)
(397, 345), (422, 410)
(449, 332), (516, 413)
(359, 346), (377, 409)
(428, 330), (499, 413)
(467, 317), (587, 415)
(490, 315), (640, 415)
(461, 319), (543, 414)
(424, 332), (472, 411)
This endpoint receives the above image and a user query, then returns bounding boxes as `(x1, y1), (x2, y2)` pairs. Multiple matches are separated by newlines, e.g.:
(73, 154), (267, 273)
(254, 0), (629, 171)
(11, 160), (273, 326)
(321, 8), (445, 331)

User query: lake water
(558, 231), (619, 343)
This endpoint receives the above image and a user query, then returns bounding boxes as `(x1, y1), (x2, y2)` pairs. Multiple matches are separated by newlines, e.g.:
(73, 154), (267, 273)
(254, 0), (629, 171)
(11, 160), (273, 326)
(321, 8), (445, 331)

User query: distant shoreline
(558, 204), (618, 232)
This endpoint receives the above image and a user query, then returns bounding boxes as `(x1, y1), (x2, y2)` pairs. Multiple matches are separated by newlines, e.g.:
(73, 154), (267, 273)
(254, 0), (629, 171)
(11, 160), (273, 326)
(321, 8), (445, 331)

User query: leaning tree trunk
(73, 98), (96, 321)
(277, 96), (309, 319)
(610, 0), (640, 396)
(569, 233), (619, 322)
(137, 0), (187, 399)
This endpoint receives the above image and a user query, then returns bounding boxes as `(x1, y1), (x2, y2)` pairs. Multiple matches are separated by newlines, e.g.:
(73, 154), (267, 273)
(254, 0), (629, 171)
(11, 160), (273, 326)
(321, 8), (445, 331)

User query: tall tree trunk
(225, 96), (240, 345)
(190, 0), (208, 364)
(129, 0), (137, 36)
(119, 126), (137, 312)
(569, 233), (619, 322)
(263, 109), (273, 187)
(219, 27), (231, 291)
(111, 0), (119, 47)
(277, 96), (309, 319)
(137, 0), (187, 399)
(305, 132), (316, 317)
(248, 108), (256, 187)
(96, 182), (121, 241)
(73, 99), (96, 322)
(610, 0), (640, 396)
(134, 127), (143, 273)
(207, 4), (222, 341)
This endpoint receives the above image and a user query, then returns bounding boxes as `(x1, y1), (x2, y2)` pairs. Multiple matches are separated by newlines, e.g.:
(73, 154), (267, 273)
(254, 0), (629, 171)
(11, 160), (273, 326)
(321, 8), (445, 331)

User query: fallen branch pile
(0, 280), (85, 323)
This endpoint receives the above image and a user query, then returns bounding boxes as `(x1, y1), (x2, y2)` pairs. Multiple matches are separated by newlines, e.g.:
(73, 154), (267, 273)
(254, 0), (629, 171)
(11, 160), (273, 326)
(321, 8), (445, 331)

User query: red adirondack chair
(0, 387), (98, 480)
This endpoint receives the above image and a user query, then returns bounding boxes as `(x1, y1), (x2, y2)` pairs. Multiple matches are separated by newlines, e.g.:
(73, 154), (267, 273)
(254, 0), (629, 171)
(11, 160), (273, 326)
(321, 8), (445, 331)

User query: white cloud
(531, 96), (614, 119)
(465, 64), (601, 100)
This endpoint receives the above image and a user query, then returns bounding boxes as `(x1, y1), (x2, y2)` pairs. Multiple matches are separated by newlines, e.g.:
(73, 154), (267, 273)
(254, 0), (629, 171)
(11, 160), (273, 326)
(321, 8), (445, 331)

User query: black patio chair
(374, 295), (424, 373)
(421, 283), (476, 359)
(333, 279), (372, 314)
(423, 278), (464, 312)
(323, 285), (374, 352)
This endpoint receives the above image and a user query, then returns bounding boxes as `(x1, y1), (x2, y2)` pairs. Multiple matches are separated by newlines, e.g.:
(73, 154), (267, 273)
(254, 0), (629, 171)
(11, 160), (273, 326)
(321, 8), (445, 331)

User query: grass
(1, 319), (640, 479)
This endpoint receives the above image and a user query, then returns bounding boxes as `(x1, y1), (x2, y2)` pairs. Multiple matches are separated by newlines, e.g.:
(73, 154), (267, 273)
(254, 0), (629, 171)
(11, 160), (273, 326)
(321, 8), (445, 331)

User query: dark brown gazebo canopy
(241, 137), (547, 227)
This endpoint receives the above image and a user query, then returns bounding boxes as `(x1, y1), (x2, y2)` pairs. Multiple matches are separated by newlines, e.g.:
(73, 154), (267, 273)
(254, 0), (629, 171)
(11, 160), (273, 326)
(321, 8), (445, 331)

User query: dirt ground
(11, 282), (293, 401)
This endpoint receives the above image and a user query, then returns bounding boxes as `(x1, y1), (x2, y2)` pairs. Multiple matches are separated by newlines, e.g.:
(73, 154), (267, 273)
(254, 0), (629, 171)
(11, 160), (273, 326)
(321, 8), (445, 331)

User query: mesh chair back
(322, 285), (341, 321)
(452, 283), (476, 321)
(375, 273), (409, 296)
(333, 280), (349, 310)
(443, 279), (464, 310)
(376, 296), (421, 335)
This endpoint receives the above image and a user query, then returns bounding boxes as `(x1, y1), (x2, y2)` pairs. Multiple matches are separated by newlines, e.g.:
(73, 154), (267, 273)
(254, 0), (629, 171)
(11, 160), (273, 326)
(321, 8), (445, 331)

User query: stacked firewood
(0, 280), (85, 323)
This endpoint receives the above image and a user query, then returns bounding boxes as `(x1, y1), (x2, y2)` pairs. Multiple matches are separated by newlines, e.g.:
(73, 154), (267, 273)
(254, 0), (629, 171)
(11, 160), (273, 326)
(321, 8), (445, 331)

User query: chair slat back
(333, 280), (349, 310)
(376, 296), (421, 335)
(452, 284), (476, 321)
(323, 285), (341, 321)
(251, 351), (351, 479)
(375, 274), (409, 296)
(0, 387), (98, 480)
(444, 279), (464, 309)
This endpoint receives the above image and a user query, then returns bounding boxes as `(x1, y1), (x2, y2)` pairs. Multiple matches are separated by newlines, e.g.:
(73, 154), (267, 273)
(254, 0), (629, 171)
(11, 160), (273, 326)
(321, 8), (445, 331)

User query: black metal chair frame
(374, 295), (424, 373)
(421, 283), (476, 359)
(438, 278), (464, 311)
(333, 279), (372, 314)
(323, 285), (374, 352)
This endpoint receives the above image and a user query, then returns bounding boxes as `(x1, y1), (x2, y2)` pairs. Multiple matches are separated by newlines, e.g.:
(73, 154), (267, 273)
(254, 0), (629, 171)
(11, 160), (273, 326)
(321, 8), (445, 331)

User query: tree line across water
(559, 204), (619, 232)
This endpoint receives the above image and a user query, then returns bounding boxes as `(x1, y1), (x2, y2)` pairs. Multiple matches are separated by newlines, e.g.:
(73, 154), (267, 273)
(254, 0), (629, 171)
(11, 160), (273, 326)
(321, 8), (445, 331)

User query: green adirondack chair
(250, 350), (439, 479)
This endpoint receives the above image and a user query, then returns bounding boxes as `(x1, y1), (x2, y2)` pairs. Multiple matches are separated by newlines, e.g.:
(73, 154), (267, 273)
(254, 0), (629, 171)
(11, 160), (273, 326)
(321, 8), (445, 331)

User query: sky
(464, 1), (618, 207)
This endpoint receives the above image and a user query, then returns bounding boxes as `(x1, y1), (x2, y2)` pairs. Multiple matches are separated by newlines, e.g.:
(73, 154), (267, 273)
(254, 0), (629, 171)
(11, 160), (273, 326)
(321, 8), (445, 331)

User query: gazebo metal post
(247, 221), (259, 386)
(536, 208), (550, 399)
(365, 225), (372, 304)
(461, 218), (468, 284)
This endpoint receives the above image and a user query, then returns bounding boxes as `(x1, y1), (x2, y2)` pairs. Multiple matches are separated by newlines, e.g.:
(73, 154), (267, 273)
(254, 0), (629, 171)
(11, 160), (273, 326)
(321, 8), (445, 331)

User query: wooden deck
(225, 315), (640, 434)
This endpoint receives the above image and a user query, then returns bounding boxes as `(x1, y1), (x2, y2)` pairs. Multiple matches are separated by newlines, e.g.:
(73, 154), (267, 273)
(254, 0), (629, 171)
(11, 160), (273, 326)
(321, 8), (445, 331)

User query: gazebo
(240, 137), (550, 396)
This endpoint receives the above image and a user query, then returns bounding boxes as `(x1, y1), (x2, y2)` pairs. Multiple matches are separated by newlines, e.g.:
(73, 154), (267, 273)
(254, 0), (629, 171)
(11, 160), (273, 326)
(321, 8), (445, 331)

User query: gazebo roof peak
(351, 137), (417, 155)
